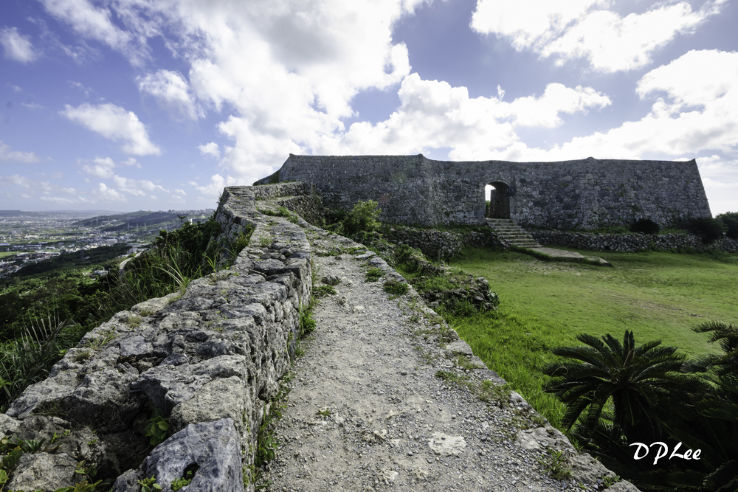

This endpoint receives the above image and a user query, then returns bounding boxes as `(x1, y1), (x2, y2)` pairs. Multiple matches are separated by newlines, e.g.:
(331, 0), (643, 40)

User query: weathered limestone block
(143, 419), (244, 492)
(7, 452), (78, 490)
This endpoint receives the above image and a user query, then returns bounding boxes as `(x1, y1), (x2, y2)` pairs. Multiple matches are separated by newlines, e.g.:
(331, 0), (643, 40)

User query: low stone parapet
(0, 185), (311, 491)
(530, 229), (738, 253)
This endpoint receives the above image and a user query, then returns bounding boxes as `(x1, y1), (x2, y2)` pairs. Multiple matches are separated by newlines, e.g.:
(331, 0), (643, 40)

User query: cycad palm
(545, 330), (699, 440)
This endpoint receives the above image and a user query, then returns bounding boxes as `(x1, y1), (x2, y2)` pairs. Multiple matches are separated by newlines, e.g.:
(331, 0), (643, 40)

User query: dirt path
(259, 225), (629, 491)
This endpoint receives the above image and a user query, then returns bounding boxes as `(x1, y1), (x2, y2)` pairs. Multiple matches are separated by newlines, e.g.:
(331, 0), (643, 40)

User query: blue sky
(1, 0), (737, 214)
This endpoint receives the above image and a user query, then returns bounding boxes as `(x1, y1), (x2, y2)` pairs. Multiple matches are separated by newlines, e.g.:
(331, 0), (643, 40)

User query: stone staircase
(486, 218), (541, 249)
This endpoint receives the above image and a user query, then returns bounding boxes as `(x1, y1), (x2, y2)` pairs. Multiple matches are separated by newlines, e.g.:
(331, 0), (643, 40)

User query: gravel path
(259, 226), (628, 492)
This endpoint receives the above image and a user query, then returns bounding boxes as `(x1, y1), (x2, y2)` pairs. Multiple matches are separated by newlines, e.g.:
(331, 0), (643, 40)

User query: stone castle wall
(0, 184), (312, 491)
(259, 154), (712, 230)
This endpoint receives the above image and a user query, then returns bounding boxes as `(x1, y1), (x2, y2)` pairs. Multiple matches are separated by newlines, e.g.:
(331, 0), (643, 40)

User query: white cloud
(85, 0), (425, 185)
(61, 103), (160, 155)
(120, 157), (141, 168)
(637, 49), (738, 108)
(471, 0), (606, 50)
(189, 173), (238, 199)
(137, 70), (200, 119)
(111, 174), (167, 196)
(0, 27), (38, 63)
(471, 0), (724, 72)
(82, 156), (116, 178)
(0, 140), (40, 163)
(519, 49), (738, 160)
(39, 0), (143, 64)
(40, 195), (82, 205)
(697, 155), (738, 214)
(96, 182), (125, 202)
(506, 82), (610, 127)
(21, 102), (43, 110)
(329, 74), (610, 158)
(5, 174), (31, 188)
(198, 142), (220, 159)
(82, 156), (167, 200)
(543, 2), (708, 72)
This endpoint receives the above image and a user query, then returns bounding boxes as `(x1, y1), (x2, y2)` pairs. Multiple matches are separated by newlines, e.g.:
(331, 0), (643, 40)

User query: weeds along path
(259, 224), (631, 491)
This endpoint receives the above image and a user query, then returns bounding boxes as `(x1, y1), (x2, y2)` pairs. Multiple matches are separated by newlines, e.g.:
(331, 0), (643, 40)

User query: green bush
(313, 285), (336, 298)
(365, 268), (383, 282)
(717, 212), (738, 239)
(684, 217), (724, 243)
(299, 304), (316, 336)
(383, 280), (408, 296)
(341, 200), (380, 237)
(629, 218), (659, 235)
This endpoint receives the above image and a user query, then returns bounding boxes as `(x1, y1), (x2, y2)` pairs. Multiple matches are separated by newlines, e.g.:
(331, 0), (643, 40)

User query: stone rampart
(0, 184), (311, 491)
(258, 154), (712, 230)
(382, 224), (503, 260)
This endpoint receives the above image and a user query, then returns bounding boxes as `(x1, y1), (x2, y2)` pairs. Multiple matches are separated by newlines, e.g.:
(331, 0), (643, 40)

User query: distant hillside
(73, 210), (213, 231)
(0, 210), (108, 218)
(9, 243), (131, 278)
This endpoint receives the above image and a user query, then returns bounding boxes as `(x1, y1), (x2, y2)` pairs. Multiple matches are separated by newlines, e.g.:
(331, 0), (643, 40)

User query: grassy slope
(446, 248), (738, 429)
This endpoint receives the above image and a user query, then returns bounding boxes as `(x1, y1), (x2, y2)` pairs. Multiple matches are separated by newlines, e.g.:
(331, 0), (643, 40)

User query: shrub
(313, 285), (336, 298)
(383, 280), (408, 296)
(341, 200), (381, 237)
(299, 305), (316, 335)
(716, 212), (738, 239)
(684, 217), (724, 243)
(365, 268), (383, 282)
(629, 218), (659, 235)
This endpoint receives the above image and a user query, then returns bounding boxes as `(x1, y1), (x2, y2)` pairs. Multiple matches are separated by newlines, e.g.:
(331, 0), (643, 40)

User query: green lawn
(446, 248), (738, 429)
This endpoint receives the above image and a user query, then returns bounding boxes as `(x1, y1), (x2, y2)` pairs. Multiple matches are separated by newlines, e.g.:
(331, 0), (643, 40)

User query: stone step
(486, 218), (543, 249)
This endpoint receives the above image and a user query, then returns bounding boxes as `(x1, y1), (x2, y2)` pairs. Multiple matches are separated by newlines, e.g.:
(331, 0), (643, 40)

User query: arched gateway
(484, 181), (511, 219)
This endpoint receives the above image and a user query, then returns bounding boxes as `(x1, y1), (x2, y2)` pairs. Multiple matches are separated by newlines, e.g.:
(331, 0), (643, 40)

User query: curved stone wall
(260, 154), (711, 230)
(0, 184), (312, 491)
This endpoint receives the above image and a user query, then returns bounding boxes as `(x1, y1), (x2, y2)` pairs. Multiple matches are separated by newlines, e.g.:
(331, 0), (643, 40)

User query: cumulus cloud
(81, 156), (167, 200)
(68, 0), (425, 186)
(111, 174), (167, 197)
(0, 27), (38, 62)
(471, 0), (724, 72)
(0, 140), (40, 163)
(82, 156), (116, 178)
(189, 173), (238, 198)
(97, 182), (125, 202)
(471, 0), (605, 50)
(514, 49), (738, 160)
(329, 74), (610, 159)
(137, 70), (200, 119)
(198, 142), (220, 159)
(61, 103), (160, 155)
(506, 83), (611, 127)
(39, 0), (144, 64)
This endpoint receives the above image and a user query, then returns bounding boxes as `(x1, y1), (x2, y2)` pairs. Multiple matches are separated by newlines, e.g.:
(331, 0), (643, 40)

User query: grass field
(446, 248), (738, 430)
